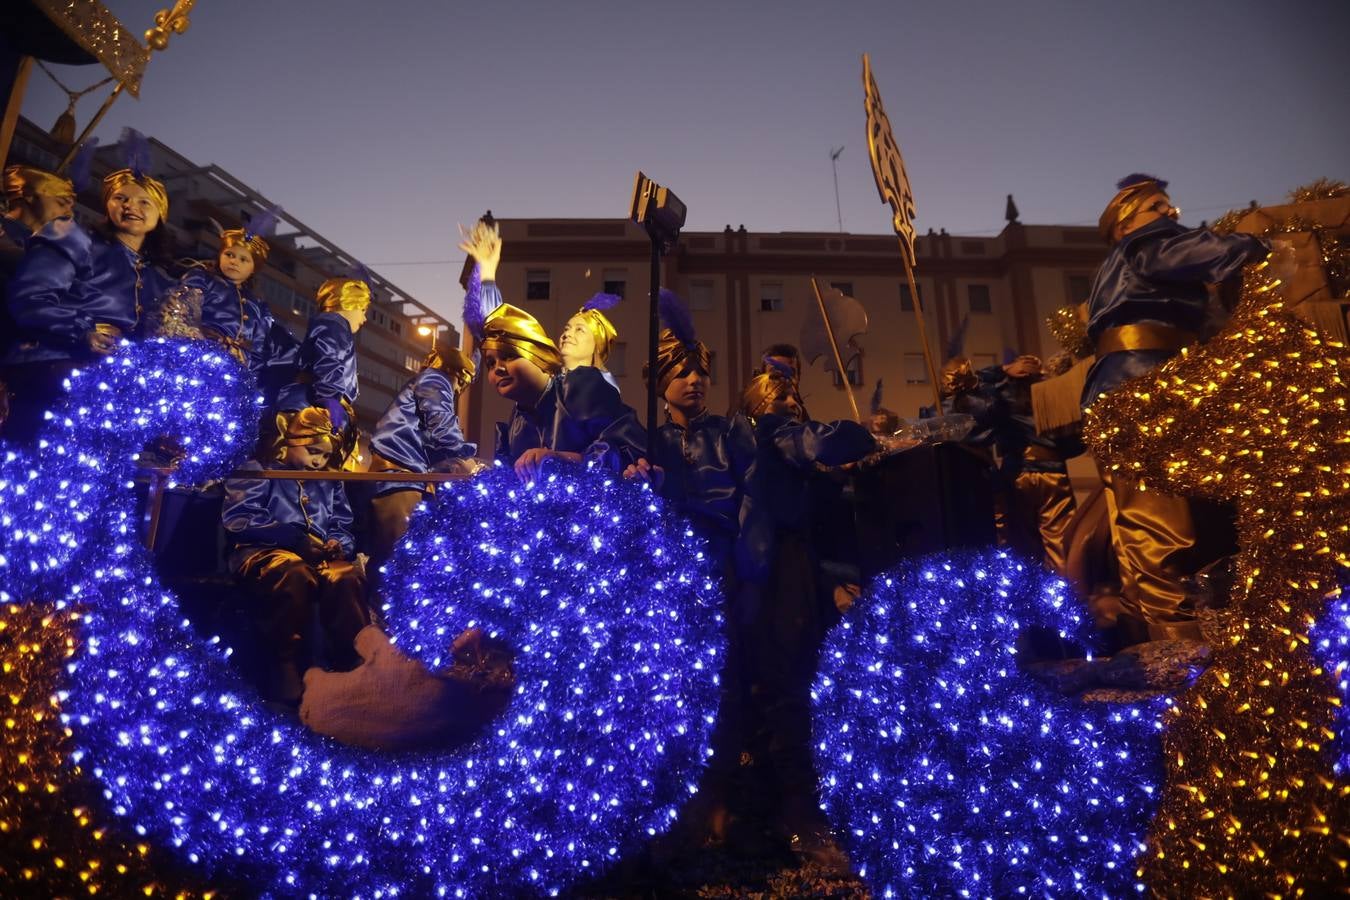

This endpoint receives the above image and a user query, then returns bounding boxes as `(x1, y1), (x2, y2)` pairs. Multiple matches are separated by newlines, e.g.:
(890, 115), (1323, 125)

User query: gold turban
(643, 328), (711, 395)
(273, 406), (338, 460)
(220, 228), (270, 263)
(940, 358), (978, 398)
(480, 302), (562, 375)
(4, 165), (74, 203)
(739, 370), (801, 419)
(1098, 177), (1168, 243)
(427, 345), (476, 392)
(101, 169), (169, 220)
(316, 277), (372, 313)
(571, 307), (618, 366)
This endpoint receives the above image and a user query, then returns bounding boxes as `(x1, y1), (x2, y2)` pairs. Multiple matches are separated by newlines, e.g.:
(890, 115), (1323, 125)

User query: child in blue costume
(275, 276), (371, 468)
(3, 133), (175, 445)
(176, 209), (298, 406)
(223, 406), (369, 706)
(480, 299), (645, 479)
(739, 367), (876, 865)
(1082, 174), (1271, 643)
(558, 292), (622, 393)
(367, 344), (480, 565)
(623, 321), (759, 849)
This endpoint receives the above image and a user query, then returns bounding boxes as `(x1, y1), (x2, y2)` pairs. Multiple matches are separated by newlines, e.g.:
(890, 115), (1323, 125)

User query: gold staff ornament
(863, 53), (918, 268)
(861, 52), (940, 405)
(56, 0), (196, 172)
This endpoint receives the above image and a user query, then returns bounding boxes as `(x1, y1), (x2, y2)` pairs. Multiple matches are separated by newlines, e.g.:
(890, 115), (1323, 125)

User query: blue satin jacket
(739, 414), (876, 583)
(370, 367), (476, 483)
(494, 366), (646, 471)
(181, 268), (299, 384)
(222, 460), (355, 565)
(1082, 218), (1268, 407)
(653, 411), (756, 537)
(4, 218), (172, 364)
(275, 311), (358, 411)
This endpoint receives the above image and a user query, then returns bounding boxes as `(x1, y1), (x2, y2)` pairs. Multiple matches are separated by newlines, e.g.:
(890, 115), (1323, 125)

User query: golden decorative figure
(1086, 257), (1350, 895)
(862, 53), (918, 268)
(0, 604), (207, 896)
(29, 0), (151, 95)
(144, 0), (195, 53)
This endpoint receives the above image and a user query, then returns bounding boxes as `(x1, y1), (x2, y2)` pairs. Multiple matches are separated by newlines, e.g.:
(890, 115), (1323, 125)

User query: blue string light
(812, 549), (1166, 898)
(1311, 592), (1350, 777)
(0, 340), (724, 897)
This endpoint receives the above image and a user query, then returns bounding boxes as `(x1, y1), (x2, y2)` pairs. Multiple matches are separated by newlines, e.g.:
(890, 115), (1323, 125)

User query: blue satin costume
(4, 218), (171, 365)
(370, 367), (477, 489)
(493, 365), (646, 472)
(222, 459), (355, 568)
(275, 311), (358, 419)
(651, 410), (757, 572)
(180, 268), (299, 397)
(1081, 218), (1269, 407)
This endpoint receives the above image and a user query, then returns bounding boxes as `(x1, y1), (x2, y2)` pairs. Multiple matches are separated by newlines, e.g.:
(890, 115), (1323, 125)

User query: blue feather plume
(583, 292), (621, 312)
(463, 263), (486, 342)
(1002, 346), (1018, 365)
(944, 314), (969, 361)
(349, 261), (375, 294)
(67, 137), (99, 193)
(1116, 172), (1167, 193)
(869, 378), (884, 415)
(658, 288), (697, 348)
(244, 203), (283, 240)
(119, 127), (153, 179)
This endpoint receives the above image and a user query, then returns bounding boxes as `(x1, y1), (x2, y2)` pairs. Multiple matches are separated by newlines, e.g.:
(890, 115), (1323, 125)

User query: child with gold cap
(222, 406), (370, 706)
(736, 364), (876, 868)
(2, 165), (75, 251)
(176, 207), (299, 403)
(559, 293), (622, 392)
(366, 343), (481, 566)
(274, 275), (372, 467)
(2, 129), (175, 444)
(460, 225), (645, 479)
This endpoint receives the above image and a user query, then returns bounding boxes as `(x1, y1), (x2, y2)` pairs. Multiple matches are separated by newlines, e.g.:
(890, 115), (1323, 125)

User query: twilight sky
(18, 0), (1349, 319)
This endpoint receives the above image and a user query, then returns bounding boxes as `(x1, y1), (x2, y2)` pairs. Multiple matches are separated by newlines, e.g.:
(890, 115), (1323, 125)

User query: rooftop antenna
(830, 145), (845, 232)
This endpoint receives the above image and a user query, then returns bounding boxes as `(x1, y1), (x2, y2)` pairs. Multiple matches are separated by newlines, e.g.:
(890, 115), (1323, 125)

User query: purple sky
(18, 0), (1349, 319)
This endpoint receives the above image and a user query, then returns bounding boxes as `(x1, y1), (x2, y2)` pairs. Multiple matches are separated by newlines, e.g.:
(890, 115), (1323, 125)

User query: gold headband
(273, 407), (338, 460)
(1098, 180), (1166, 242)
(740, 371), (800, 419)
(220, 228), (270, 263)
(644, 328), (711, 395)
(940, 358), (978, 398)
(426, 345), (476, 392)
(5, 165), (74, 202)
(316, 277), (372, 313)
(481, 302), (563, 375)
(570, 308), (618, 365)
(101, 169), (169, 220)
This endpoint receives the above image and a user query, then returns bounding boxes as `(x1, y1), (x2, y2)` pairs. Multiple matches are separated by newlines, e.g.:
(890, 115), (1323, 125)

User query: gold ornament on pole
(56, 0), (196, 173)
(862, 52), (941, 408)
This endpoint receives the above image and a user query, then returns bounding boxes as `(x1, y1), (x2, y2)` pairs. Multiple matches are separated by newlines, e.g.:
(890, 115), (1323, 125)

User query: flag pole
(811, 276), (862, 422)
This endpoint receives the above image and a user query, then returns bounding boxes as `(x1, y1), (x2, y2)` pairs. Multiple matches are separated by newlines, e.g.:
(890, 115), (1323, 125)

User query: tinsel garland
(1085, 255), (1350, 895)
(1046, 303), (1093, 360)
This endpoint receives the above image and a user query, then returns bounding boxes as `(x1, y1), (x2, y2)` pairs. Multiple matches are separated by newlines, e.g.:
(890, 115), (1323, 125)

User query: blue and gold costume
(4, 218), (169, 365)
(494, 366), (645, 471)
(366, 350), (479, 564)
(479, 294), (645, 472)
(223, 407), (369, 704)
(182, 267), (299, 395)
(1083, 175), (1269, 640)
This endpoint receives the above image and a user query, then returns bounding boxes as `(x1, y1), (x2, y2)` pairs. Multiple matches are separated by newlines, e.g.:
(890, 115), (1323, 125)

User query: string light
(0, 339), (723, 897)
(813, 548), (1164, 898)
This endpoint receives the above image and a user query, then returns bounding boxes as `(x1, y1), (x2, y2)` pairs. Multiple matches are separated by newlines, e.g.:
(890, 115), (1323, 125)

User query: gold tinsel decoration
(1046, 303), (1093, 360)
(1086, 259), (1350, 896)
(1287, 178), (1350, 205)
(0, 604), (208, 897)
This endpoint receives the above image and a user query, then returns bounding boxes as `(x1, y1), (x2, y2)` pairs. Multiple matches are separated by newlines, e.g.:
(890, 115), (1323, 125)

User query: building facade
(460, 218), (1109, 447)
(7, 117), (455, 428)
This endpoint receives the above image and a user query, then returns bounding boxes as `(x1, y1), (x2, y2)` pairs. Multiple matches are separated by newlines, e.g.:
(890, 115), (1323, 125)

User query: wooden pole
(810, 276), (862, 422)
(899, 252), (942, 410)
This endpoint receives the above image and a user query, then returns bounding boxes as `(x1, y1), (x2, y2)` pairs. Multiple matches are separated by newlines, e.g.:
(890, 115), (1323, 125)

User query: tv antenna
(830, 145), (845, 232)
